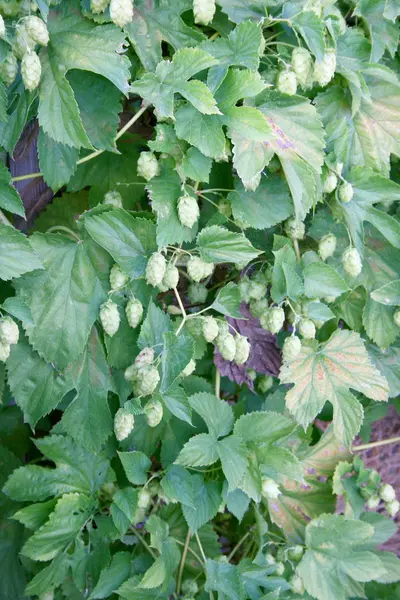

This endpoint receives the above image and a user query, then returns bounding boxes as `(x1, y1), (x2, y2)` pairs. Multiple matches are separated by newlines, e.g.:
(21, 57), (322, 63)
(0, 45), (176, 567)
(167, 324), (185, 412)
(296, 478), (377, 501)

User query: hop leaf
(109, 0), (133, 27)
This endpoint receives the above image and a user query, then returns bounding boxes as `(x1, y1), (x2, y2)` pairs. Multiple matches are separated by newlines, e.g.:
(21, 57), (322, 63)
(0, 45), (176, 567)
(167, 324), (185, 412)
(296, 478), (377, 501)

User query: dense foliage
(0, 0), (400, 599)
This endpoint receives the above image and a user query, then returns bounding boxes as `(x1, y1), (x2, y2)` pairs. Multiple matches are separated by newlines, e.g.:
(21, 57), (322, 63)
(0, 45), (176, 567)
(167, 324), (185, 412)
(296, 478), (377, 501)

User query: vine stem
(172, 537), (204, 568)
(352, 436), (400, 452)
(10, 104), (148, 183)
(215, 369), (221, 399)
(176, 529), (191, 595)
(46, 225), (80, 242)
(194, 532), (207, 563)
(293, 238), (301, 263)
(227, 531), (251, 562)
(174, 287), (188, 336)
(133, 528), (157, 560)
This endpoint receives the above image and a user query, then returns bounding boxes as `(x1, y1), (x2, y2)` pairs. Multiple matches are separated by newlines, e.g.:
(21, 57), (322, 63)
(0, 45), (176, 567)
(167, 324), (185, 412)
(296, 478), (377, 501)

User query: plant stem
(173, 537), (204, 568)
(0, 209), (12, 226)
(293, 238), (301, 263)
(215, 369), (221, 399)
(46, 225), (81, 242)
(10, 104), (148, 183)
(177, 529), (191, 595)
(352, 436), (400, 452)
(174, 287), (188, 335)
(227, 531), (251, 562)
(133, 528), (157, 559)
(195, 532), (207, 563)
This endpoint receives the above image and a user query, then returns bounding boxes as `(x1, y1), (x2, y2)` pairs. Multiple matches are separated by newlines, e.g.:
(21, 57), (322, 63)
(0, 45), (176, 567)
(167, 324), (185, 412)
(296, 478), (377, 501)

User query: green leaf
(211, 282), (242, 318)
(225, 488), (250, 522)
(280, 329), (389, 445)
(271, 241), (303, 303)
(228, 175), (293, 230)
(0, 224), (43, 281)
(90, 552), (132, 599)
(60, 327), (114, 451)
(138, 301), (173, 358)
(161, 332), (194, 392)
(147, 167), (198, 248)
(298, 514), (386, 600)
(362, 297), (398, 349)
(189, 392), (234, 438)
(13, 499), (57, 530)
(3, 434), (109, 501)
(118, 451), (151, 485)
(139, 539), (180, 589)
(355, 0), (398, 62)
(217, 0), (269, 22)
(37, 128), (79, 192)
(197, 225), (261, 265)
(0, 90), (37, 154)
(25, 553), (70, 596)
(21, 493), (93, 561)
(371, 280), (400, 305)
(6, 333), (74, 427)
(84, 210), (156, 278)
(368, 342), (400, 398)
(340, 167), (400, 254)
(217, 435), (248, 492)
(181, 147), (212, 183)
(125, 0), (205, 72)
(111, 488), (138, 536)
(304, 300), (335, 323)
(33, 191), (89, 234)
(160, 465), (195, 507)
(234, 411), (296, 445)
(159, 384), (192, 425)
(205, 559), (243, 600)
(303, 262), (349, 299)
(292, 11), (325, 60)
(176, 433), (219, 467)
(182, 474), (221, 532)
(0, 162), (25, 218)
(175, 104), (226, 160)
(15, 235), (110, 369)
(131, 48), (219, 119)
(316, 66), (400, 176)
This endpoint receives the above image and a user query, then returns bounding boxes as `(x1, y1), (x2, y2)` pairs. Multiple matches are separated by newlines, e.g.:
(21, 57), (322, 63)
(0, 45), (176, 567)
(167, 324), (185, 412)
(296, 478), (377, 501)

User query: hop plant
(318, 233), (337, 260)
(21, 51), (41, 91)
(234, 335), (250, 365)
(277, 70), (297, 95)
(39, 592), (55, 600)
(202, 315), (219, 342)
(284, 217), (305, 240)
(288, 545), (304, 561)
(387, 499), (400, 517)
(367, 495), (381, 509)
(100, 300), (120, 337)
(218, 198), (232, 218)
(275, 563), (285, 576)
(291, 47), (313, 89)
(138, 488), (152, 509)
(114, 408), (134, 441)
(13, 23), (36, 59)
(159, 263), (179, 291)
(0, 15), (5, 39)
(261, 307), (285, 334)
(178, 195), (200, 228)
(109, 0), (133, 27)
(313, 48), (336, 86)
(0, 53), (18, 86)
(239, 278), (251, 303)
(188, 282), (208, 304)
(394, 309), (400, 327)
(261, 478), (281, 499)
(298, 318), (316, 339)
(290, 574), (305, 595)
(250, 298), (269, 318)
(248, 280), (267, 301)
(137, 151), (159, 181)
(91, 0), (110, 12)
(24, 15), (49, 46)
(217, 332), (236, 361)
(0, 316), (19, 346)
(103, 190), (123, 208)
(144, 399), (163, 427)
(182, 580), (199, 596)
(125, 296), (143, 329)
(380, 484), (396, 503)
(146, 252), (166, 287)
(258, 375), (273, 393)
(133, 365), (160, 397)
(282, 335), (301, 362)
(0, 341), (10, 363)
(181, 358), (196, 377)
(342, 247), (362, 278)
(109, 264), (128, 290)
(193, 0), (216, 25)
(338, 181), (354, 203)
(323, 171), (338, 194)
(187, 256), (214, 282)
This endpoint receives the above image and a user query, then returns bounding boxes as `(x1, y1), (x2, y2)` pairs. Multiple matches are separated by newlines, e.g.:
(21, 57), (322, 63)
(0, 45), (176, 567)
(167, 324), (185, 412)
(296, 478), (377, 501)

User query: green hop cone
(234, 334), (250, 365)
(114, 408), (134, 441)
(260, 307), (285, 334)
(288, 545), (304, 561)
(182, 580), (199, 596)
(284, 217), (305, 240)
(394, 309), (400, 327)
(218, 198), (232, 218)
(109, 264), (128, 290)
(193, 0), (216, 25)
(380, 483), (396, 503)
(144, 399), (163, 427)
(367, 495), (380, 509)
(0, 341), (10, 363)
(0, 15), (5, 39)
(261, 477), (281, 499)
(21, 51), (41, 91)
(135, 347), (155, 368)
(103, 190), (123, 208)
(187, 256), (214, 282)
(275, 562), (285, 576)
(24, 15), (49, 46)
(133, 365), (160, 397)
(138, 488), (151, 509)
(0, 54), (18, 86)
(146, 252), (167, 287)
(282, 335), (301, 362)
(291, 47), (313, 89)
(0, 316), (19, 345)
(248, 280), (267, 301)
(298, 318), (316, 339)
(387, 499), (400, 517)
(13, 23), (36, 59)
(188, 282), (208, 304)
(39, 592), (55, 600)
(159, 263), (179, 291)
(100, 299), (120, 337)
(239, 277), (251, 302)
(277, 70), (297, 95)
(125, 296), (143, 329)
(91, 0), (110, 12)
(338, 181), (354, 203)
(318, 233), (337, 261)
(181, 358), (196, 377)
(290, 574), (305, 594)
(250, 298), (268, 318)
(137, 151), (159, 181)
(109, 0), (133, 27)
(323, 171), (338, 194)
(342, 247), (362, 278)
(258, 375), (273, 393)
(202, 315), (219, 342)
(178, 194), (200, 228)
(313, 48), (336, 87)
(217, 332), (236, 361)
